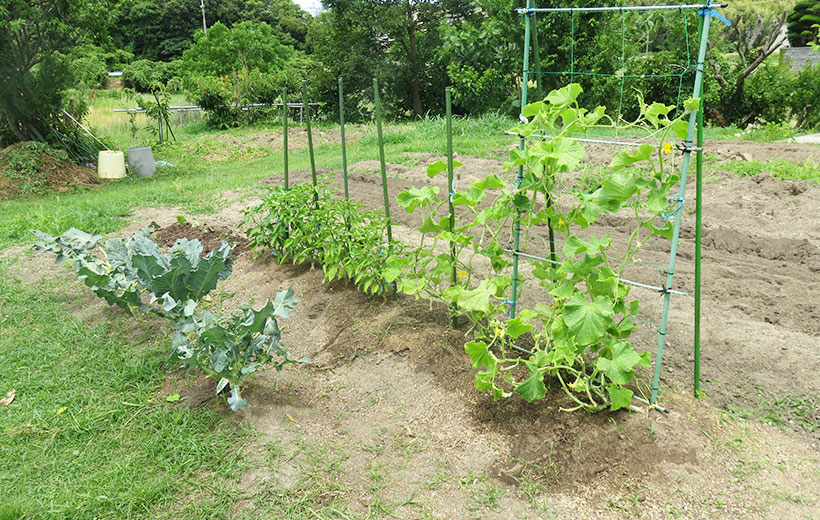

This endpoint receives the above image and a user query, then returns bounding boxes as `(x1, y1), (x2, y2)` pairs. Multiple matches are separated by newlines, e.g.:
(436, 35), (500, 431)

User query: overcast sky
(294, 0), (323, 16)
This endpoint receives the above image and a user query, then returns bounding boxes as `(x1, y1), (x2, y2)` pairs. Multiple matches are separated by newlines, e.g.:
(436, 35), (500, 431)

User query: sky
(294, 0), (323, 16)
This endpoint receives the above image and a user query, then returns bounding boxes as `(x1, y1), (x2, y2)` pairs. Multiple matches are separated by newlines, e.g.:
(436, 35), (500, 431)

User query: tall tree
(0, 0), (112, 144)
(112, 0), (311, 61)
(319, 0), (470, 118)
(788, 0), (820, 46)
(706, 0), (793, 123)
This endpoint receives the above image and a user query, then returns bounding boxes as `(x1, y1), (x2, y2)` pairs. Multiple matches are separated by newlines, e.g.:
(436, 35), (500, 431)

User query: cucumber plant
(387, 84), (697, 411)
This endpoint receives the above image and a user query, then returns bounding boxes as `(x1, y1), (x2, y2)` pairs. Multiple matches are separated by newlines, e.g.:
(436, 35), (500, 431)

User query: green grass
(0, 112), (518, 249)
(722, 157), (820, 183)
(0, 267), (246, 519)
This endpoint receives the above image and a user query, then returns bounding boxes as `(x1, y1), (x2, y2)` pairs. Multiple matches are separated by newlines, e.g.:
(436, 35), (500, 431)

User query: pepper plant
(388, 84), (698, 411)
(242, 180), (400, 294)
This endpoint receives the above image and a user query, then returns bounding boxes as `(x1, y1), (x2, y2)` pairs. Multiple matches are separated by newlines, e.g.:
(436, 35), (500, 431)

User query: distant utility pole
(200, 0), (207, 33)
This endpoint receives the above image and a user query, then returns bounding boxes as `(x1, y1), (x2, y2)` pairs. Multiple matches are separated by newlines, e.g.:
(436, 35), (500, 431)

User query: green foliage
(173, 288), (305, 411)
(122, 59), (182, 92)
(789, 63), (820, 128)
(389, 84), (695, 411)
(724, 157), (820, 182)
(0, 1), (111, 146)
(32, 225), (302, 410)
(112, 0), (311, 62)
(181, 21), (309, 128)
(242, 180), (396, 295)
(788, 0), (820, 47)
(437, 0), (522, 115)
(32, 226), (233, 318)
(181, 21), (294, 77)
(68, 45), (110, 89)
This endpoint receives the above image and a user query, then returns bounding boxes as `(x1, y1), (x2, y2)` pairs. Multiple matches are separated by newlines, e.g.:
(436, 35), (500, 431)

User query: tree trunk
(406, 1), (423, 117)
(407, 27), (423, 117)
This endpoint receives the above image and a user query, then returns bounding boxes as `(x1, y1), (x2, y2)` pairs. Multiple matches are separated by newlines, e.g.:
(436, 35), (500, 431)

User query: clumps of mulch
(153, 221), (251, 255)
(0, 141), (99, 199)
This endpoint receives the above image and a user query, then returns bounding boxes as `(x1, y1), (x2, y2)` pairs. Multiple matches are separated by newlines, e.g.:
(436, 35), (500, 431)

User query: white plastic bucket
(97, 151), (126, 179)
(126, 146), (156, 178)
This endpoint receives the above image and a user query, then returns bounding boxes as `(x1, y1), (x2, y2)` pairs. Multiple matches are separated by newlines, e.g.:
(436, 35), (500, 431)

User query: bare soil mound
(0, 141), (99, 199)
(153, 220), (251, 254)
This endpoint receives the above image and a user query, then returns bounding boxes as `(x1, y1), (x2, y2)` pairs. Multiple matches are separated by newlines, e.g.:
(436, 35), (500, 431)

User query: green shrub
(122, 59), (181, 92)
(789, 64), (820, 129)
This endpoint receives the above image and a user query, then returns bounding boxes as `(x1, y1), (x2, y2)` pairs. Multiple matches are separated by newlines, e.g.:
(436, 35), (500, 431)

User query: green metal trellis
(509, 1), (728, 407)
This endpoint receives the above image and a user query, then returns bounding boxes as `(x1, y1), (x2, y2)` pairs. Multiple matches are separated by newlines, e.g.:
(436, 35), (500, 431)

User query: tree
(180, 21), (310, 127)
(0, 0), (113, 145)
(181, 21), (295, 77)
(437, 0), (522, 114)
(707, 0), (792, 123)
(318, 0), (471, 118)
(112, 0), (311, 62)
(788, 0), (820, 46)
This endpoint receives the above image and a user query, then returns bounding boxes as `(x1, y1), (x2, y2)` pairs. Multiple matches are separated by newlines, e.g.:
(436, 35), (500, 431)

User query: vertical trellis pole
(282, 90), (289, 190)
(373, 78), (393, 246)
(302, 87), (318, 205)
(650, 10), (713, 405)
(694, 15), (706, 399)
(509, 0), (533, 319)
(446, 87), (458, 328)
(339, 77), (350, 199)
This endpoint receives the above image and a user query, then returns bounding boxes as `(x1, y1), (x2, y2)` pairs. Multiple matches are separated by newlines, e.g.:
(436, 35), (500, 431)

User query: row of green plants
(242, 181), (397, 295)
(33, 226), (303, 411)
(242, 84), (693, 412)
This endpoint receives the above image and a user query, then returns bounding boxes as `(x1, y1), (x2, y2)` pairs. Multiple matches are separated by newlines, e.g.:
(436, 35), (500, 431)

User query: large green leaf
(272, 287), (298, 318)
(456, 280), (495, 313)
(397, 186), (439, 212)
(607, 384), (633, 411)
(610, 144), (654, 172)
(546, 83), (583, 108)
(595, 342), (650, 385)
(514, 363), (546, 402)
(563, 294), (613, 346)
(504, 317), (533, 339)
(465, 340), (496, 371)
(187, 243), (233, 301)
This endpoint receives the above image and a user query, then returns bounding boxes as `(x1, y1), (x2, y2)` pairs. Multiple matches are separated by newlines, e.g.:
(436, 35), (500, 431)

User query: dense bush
(738, 61), (794, 124)
(123, 59), (181, 92)
(789, 64), (820, 129)
(181, 21), (311, 128)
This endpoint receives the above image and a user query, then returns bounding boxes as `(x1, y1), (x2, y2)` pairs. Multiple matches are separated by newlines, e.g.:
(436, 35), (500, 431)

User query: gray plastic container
(126, 146), (156, 178)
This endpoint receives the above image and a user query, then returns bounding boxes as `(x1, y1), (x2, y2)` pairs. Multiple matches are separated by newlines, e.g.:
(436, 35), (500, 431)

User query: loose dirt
(0, 141), (100, 199)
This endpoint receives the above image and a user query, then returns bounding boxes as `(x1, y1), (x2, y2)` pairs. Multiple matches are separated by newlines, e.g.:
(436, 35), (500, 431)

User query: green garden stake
(509, 0), (533, 319)
(650, 8), (714, 406)
(373, 78), (393, 246)
(339, 77), (349, 199)
(446, 87), (458, 328)
(302, 87), (318, 205)
(282, 89), (289, 190)
(694, 14), (706, 399)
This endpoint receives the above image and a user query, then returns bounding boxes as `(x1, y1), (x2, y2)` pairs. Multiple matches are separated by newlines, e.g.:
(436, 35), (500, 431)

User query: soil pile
(0, 141), (99, 200)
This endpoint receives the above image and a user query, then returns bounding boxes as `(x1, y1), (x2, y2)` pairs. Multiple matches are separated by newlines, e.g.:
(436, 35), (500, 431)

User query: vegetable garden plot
(241, 3), (726, 413)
